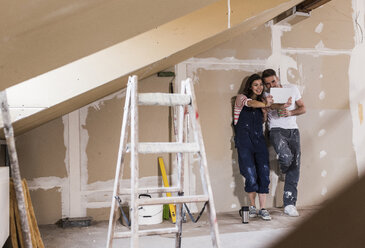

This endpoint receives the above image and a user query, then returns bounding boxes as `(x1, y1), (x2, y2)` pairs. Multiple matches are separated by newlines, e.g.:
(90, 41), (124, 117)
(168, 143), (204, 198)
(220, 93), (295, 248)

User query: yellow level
(158, 157), (176, 223)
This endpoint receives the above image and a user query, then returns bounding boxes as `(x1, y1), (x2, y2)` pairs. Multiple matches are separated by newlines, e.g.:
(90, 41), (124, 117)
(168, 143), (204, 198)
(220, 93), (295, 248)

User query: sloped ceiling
(0, 0), (219, 90)
(0, 0), (304, 136)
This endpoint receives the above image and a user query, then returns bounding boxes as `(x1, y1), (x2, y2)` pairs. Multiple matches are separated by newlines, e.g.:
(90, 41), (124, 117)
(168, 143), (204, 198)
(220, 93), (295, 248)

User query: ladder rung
(126, 142), (200, 154)
(138, 195), (209, 206)
(138, 93), (191, 106)
(114, 227), (178, 238)
(119, 186), (180, 195)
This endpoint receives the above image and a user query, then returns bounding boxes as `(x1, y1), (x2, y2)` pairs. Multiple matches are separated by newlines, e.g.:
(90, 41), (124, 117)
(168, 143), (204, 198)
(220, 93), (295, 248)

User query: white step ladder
(106, 75), (220, 248)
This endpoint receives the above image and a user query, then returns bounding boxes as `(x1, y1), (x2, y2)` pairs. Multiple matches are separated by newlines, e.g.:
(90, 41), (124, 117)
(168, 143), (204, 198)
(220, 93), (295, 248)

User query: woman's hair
(240, 73), (263, 101)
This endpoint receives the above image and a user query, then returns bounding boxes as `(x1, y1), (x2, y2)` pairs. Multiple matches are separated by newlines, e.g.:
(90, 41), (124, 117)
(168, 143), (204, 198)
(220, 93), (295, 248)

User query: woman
(234, 73), (273, 221)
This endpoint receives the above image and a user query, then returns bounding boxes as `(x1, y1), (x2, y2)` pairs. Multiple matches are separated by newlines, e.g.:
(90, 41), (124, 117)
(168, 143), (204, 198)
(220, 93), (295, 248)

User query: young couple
(233, 69), (306, 221)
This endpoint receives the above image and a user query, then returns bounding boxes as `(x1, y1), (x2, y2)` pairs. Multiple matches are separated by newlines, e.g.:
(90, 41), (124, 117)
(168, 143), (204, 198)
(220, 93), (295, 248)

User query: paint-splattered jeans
(269, 128), (301, 206)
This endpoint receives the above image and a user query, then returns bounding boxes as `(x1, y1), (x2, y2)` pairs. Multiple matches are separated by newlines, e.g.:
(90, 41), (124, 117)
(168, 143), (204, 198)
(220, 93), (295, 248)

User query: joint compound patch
(320, 150), (327, 159)
(315, 23), (324, 33)
(321, 187), (327, 196)
(359, 103), (363, 124)
(318, 129), (326, 137)
(319, 91), (326, 100)
(230, 181), (236, 188)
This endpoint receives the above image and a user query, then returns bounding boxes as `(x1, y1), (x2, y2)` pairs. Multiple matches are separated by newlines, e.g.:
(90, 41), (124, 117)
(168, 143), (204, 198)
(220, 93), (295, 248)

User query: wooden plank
(175, 80), (187, 248)
(114, 227), (178, 238)
(23, 180), (45, 248)
(134, 142), (200, 154)
(9, 181), (18, 248)
(138, 195), (208, 206)
(119, 186), (180, 195)
(130, 76), (139, 248)
(106, 77), (132, 248)
(138, 93), (191, 106)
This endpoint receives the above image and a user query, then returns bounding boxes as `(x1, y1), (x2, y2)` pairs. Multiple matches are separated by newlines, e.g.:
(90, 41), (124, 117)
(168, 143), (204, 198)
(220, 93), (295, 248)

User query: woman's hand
(265, 95), (273, 107)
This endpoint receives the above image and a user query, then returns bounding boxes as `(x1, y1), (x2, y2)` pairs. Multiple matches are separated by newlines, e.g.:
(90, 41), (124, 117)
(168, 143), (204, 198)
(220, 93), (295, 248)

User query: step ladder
(106, 75), (220, 248)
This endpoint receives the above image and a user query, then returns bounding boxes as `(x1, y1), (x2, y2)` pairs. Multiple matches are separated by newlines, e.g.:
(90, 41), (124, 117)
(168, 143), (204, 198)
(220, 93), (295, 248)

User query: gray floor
(39, 206), (318, 248)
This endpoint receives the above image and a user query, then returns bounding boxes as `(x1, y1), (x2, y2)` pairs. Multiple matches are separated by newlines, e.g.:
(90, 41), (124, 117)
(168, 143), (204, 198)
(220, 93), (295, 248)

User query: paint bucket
(138, 194), (163, 225)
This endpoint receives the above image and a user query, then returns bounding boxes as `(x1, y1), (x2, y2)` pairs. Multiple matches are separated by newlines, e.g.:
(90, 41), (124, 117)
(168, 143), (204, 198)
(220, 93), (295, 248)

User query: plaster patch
(349, 43), (365, 176)
(318, 129), (326, 137)
(230, 84), (234, 90)
(231, 203), (237, 209)
(88, 89), (126, 111)
(282, 48), (351, 56)
(315, 23), (324, 33)
(320, 150), (327, 159)
(321, 170), (327, 177)
(27, 176), (68, 191)
(315, 40), (325, 50)
(321, 187), (327, 196)
(230, 181), (236, 188)
(267, 24), (297, 84)
(319, 74), (323, 79)
(319, 91), (326, 100)
(319, 110), (325, 117)
(185, 57), (267, 73)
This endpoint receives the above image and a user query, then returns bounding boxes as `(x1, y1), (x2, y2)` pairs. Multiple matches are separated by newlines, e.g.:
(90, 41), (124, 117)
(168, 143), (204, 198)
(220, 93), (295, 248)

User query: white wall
(0, 167), (9, 247)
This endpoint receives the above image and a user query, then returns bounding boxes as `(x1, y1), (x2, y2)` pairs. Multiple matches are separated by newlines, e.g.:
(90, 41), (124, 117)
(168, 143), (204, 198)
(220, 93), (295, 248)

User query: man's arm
(280, 98), (306, 117)
(290, 98), (306, 116)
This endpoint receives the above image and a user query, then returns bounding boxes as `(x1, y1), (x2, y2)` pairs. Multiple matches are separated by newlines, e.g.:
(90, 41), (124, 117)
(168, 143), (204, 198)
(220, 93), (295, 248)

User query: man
(262, 69), (306, 217)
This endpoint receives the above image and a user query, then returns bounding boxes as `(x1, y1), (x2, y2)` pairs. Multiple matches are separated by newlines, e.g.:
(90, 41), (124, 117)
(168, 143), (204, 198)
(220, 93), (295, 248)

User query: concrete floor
(39, 206), (318, 248)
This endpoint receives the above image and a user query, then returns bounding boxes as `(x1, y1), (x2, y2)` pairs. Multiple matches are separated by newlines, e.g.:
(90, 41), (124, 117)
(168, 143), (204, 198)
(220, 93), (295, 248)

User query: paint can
(138, 194), (163, 225)
(239, 206), (249, 224)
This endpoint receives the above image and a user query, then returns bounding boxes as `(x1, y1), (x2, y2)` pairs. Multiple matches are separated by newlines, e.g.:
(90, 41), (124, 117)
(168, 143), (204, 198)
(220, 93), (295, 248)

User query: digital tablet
(270, 88), (293, 104)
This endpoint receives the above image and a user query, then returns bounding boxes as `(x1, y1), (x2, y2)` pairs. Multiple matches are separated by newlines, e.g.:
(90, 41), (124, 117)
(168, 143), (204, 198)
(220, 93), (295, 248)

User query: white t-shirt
(266, 84), (302, 130)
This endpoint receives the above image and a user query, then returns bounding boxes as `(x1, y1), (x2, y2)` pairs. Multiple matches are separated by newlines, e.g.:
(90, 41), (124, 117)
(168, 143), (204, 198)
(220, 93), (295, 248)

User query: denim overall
(234, 106), (270, 193)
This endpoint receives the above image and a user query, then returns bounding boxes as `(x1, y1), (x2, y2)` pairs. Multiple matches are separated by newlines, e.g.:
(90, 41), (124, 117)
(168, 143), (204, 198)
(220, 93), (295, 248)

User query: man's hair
(262, 69), (277, 79)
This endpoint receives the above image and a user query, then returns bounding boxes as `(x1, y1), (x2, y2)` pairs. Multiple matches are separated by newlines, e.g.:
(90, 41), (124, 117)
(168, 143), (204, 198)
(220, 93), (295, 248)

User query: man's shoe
(249, 206), (257, 218)
(258, 208), (272, 221)
(284, 205), (299, 217)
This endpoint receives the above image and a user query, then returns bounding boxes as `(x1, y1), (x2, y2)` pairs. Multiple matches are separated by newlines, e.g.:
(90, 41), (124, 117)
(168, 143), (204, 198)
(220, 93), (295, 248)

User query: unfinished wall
(14, 0), (364, 223)
(182, 0), (359, 211)
(17, 74), (174, 224)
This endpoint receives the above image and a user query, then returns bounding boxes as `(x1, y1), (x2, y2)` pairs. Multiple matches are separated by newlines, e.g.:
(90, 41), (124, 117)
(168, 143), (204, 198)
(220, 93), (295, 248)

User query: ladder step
(119, 186), (180, 195)
(114, 227), (178, 238)
(138, 93), (191, 106)
(138, 195), (209, 206)
(127, 142), (200, 154)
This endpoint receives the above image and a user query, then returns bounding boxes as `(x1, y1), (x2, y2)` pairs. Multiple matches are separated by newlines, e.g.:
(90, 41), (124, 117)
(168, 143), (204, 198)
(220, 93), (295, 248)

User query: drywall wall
(13, 0), (364, 223)
(16, 74), (174, 223)
(184, 0), (358, 211)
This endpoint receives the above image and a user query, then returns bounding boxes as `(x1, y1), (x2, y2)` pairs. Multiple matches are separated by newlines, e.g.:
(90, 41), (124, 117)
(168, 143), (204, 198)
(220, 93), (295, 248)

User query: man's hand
(279, 109), (292, 117)
(283, 97), (292, 108)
